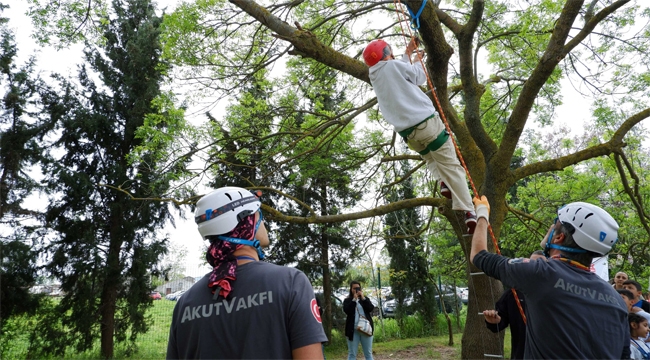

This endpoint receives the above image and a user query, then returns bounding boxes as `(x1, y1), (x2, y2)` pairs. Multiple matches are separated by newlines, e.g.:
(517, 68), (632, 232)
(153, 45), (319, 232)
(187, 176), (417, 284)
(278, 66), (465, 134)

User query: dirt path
(371, 344), (458, 360)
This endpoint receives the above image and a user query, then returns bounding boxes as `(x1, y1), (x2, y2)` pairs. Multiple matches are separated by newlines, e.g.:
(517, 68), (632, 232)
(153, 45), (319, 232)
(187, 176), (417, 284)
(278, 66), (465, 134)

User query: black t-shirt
(485, 289), (526, 359)
(166, 262), (327, 359)
(474, 250), (630, 359)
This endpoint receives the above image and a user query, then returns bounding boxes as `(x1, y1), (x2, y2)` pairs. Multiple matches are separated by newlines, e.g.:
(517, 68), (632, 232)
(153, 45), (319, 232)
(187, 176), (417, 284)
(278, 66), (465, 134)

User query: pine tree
(36, 0), (171, 357)
(0, 2), (47, 329)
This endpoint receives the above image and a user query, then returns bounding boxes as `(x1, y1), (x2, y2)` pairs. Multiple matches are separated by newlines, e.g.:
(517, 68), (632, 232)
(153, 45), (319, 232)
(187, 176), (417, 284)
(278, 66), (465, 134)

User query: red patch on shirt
(311, 298), (322, 323)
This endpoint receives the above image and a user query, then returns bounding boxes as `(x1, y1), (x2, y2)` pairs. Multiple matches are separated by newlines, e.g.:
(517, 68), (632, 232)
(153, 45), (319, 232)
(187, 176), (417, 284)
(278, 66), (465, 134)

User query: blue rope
(406, 0), (428, 30)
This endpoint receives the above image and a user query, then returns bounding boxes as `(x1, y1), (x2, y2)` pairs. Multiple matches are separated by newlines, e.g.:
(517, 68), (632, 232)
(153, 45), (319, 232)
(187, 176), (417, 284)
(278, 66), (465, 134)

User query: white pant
(405, 117), (473, 211)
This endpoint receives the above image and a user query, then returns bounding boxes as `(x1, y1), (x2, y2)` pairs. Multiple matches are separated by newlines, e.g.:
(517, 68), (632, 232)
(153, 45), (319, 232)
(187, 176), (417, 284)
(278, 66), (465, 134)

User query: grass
(324, 333), (463, 359)
(3, 300), (510, 360)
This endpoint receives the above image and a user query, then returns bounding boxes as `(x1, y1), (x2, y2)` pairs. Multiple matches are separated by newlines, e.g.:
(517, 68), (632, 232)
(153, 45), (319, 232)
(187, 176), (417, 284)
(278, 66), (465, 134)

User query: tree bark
(320, 183), (333, 341)
(100, 226), (122, 359)
(459, 226), (505, 359)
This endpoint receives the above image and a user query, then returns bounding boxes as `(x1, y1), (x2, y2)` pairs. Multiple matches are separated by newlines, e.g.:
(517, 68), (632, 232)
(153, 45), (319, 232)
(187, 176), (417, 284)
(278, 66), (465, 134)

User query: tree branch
(511, 107), (650, 181)
(456, 0), (497, 161)
(614, 151), (650, 236)
(263, 197), (446, 224)
(97, 183), (202, 206)
(495, 1), (587, 174)
(562, 0), (631, 57)
(229, 0), (370, 83)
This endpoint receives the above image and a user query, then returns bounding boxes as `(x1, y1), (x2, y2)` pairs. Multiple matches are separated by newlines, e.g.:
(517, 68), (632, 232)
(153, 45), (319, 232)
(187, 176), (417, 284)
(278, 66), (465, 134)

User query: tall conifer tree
(37, 0), (170, 357)
(0, 2), (46, 331)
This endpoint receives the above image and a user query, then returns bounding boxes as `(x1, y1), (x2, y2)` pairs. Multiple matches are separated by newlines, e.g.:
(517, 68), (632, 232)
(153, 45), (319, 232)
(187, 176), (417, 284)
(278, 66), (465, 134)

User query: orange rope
(391, 0), (527, 326)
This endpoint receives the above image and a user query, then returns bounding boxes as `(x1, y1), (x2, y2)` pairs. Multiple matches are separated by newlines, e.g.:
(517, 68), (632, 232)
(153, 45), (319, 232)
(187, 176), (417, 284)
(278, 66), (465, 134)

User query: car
(364, 295), (382, 317)
(456, 287), (469, 304)
(382, 296), (413, 318)
(435, 286), (463, 313)
(149, 291), (162, 300)
(165, 290), (186, 301)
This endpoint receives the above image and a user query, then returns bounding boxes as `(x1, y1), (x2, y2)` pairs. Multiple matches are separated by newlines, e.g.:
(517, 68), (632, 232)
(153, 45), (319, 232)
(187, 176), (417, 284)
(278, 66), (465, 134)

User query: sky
(5, 1), (600, 278)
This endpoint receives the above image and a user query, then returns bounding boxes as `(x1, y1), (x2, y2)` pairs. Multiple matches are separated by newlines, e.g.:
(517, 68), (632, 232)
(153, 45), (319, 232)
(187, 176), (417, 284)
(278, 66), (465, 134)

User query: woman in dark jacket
(343, 281), (374, 360)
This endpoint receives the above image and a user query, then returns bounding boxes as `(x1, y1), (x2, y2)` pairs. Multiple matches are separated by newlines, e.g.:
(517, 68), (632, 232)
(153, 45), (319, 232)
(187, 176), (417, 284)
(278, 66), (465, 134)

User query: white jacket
(368, 54), (438, 132)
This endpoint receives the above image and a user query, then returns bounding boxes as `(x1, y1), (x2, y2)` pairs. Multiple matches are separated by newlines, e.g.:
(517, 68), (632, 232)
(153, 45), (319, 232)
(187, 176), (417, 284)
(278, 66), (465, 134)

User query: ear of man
(552, 232), (565, 244)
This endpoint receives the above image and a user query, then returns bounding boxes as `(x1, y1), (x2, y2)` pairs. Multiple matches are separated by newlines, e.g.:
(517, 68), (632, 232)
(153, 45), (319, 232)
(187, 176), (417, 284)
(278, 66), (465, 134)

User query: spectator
(343, 281), (374, 360)
(624, 279), (650, 312)
(482, 251), (545, 359)
(166, 187), (327, 359)
(614, 272), (630, 290)
(470, 198), (629, 358)
(362, 38), (476, 233)
(629, 313), (650, 359)
(618, 289), (650, 323)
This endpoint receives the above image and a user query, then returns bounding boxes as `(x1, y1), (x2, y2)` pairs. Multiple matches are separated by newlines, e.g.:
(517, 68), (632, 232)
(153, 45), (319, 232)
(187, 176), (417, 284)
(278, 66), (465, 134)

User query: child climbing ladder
(363, 37), (477, 233)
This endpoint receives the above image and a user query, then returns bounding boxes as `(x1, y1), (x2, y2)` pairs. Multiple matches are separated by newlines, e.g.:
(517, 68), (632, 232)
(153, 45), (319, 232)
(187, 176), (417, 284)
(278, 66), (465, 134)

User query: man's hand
(470, 195), (490, 264)
(483, 310), (501, 324)
(405, 37), (418, 54)
(540, 224), (554, 249)
(473, 196), (490, 221)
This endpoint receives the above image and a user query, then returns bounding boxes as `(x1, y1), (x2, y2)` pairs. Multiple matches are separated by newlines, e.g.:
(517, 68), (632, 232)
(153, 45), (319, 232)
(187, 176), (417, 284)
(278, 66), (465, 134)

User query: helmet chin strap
(217, 210), (266, 259)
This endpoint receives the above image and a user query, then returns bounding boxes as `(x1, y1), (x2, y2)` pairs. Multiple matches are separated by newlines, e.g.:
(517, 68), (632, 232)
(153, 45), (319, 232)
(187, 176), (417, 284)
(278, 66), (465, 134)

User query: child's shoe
(440, 182), (452, 199)
(465, 211), (477, 234)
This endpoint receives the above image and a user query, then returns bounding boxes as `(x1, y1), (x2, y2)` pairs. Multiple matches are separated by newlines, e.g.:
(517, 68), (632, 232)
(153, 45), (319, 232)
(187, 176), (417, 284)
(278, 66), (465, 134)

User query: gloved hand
(473, 196), (490, 221)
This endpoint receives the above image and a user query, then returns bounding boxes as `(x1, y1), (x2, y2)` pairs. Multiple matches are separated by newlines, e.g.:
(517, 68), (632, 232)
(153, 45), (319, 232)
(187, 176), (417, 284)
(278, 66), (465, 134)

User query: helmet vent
(585, 213), (594, 219)
(225, 193), (232, 200)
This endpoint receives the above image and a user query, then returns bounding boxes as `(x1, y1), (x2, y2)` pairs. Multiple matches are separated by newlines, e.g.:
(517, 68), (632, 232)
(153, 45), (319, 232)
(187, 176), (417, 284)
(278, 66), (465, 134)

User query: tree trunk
(458, 206), (506, 359)
(320, 184), (332, 341)
(100, 210), (126, 359)
(100, 239), (121, 359)
(322, 243), (332, 342)
(433, 280), (454, 346)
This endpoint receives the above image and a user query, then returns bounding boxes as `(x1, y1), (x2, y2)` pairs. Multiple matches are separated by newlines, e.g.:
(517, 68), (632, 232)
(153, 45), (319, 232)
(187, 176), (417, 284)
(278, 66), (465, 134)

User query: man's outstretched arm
(470, 196), (490, 265)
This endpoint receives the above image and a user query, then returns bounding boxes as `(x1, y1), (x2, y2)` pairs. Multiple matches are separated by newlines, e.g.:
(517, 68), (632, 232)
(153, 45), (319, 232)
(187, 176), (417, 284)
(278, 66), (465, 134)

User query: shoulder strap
(632, 340), (650, 359)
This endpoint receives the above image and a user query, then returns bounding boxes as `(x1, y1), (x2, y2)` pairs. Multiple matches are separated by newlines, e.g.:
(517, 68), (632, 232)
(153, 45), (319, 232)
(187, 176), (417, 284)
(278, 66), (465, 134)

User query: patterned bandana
(206, 213), (256, 299)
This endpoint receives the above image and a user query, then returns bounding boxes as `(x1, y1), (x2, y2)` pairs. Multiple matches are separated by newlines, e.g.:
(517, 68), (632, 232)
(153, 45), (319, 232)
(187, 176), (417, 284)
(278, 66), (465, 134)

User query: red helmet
(363, 39), (391, 67)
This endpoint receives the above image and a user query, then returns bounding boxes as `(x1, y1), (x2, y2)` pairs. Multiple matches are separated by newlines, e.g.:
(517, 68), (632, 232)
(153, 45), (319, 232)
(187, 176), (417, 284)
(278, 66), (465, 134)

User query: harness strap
(632, 339), (650, 359)
(397, 114), (435, 138)
(398, 117), (449, 156)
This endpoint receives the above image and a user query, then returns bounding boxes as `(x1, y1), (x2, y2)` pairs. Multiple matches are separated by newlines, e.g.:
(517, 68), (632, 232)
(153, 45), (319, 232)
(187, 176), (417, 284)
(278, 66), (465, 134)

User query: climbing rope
(391, 0), (528, 332)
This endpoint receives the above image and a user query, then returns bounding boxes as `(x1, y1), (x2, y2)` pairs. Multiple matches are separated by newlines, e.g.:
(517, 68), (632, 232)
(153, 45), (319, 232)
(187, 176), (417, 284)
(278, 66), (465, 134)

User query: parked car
(435, 285), (463, 313)
(166, 290), (186, 301)
(149, 291), (162, 300)
(456, 287), (469, 304)
(383, 287), (462, 317)
(382, 296), (413, 318)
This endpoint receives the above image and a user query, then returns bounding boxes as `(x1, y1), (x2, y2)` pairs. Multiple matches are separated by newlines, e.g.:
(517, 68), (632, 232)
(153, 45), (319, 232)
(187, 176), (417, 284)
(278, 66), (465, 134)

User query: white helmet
(194, 187), (261, 238)
(557, 202), (619, 255)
